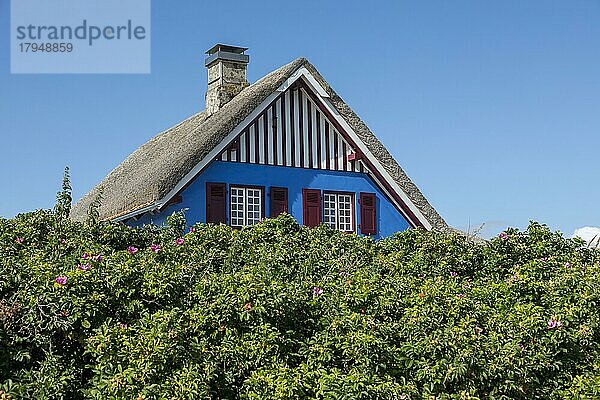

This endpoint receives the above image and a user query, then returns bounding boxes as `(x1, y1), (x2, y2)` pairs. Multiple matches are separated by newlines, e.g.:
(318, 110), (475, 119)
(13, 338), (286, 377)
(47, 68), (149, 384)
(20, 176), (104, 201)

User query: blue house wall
(130, 160), (410, 238)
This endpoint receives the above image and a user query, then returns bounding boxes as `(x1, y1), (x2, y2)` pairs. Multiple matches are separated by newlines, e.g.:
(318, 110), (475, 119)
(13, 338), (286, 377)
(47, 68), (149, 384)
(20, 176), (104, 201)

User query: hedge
(1, 209), (599, 399)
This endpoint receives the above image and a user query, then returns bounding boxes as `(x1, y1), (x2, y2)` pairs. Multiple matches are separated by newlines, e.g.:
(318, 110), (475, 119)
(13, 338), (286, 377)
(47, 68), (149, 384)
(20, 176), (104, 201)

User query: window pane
(337, 194), (353, 232)
(323, 193), (336, 229)
(230, 187), (245, 227)
(246, 188), (262, 226)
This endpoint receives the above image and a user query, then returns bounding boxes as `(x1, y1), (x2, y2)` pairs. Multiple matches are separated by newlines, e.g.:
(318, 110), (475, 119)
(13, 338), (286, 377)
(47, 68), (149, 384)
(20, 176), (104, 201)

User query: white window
(323, 192), (354, 232)
(230, 186), (263, 227)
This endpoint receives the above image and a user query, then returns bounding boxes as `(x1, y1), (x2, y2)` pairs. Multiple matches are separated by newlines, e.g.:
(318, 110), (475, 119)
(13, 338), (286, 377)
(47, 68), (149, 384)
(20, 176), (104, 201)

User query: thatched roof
(71, 58), (447, 230)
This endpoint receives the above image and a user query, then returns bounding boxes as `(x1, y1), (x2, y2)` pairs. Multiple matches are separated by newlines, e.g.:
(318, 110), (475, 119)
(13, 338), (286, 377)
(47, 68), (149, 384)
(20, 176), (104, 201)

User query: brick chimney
(205, 44), (249, 114)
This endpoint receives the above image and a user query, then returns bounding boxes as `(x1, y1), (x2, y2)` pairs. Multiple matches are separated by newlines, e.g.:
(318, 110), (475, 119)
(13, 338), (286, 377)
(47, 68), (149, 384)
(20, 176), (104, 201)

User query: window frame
(229, 184), (266, 228)
(322, 190), (355, 233)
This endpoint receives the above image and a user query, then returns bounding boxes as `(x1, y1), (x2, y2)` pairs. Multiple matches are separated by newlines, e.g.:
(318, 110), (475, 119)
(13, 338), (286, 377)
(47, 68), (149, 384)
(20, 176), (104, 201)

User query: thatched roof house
(72, 45), (446, 236)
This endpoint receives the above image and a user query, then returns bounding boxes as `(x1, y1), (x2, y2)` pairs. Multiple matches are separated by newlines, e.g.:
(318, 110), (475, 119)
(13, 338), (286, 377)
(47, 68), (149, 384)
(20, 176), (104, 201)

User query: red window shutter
(206, 183), (226, 224)
(270, 187), (288, 217)
(302, 189), (321, 227)
(359, 192), (377, 235)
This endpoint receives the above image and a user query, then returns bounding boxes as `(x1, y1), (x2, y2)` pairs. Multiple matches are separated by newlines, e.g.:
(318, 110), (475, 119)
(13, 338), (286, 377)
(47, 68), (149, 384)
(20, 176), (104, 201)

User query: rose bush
(0, 209), (599, 399)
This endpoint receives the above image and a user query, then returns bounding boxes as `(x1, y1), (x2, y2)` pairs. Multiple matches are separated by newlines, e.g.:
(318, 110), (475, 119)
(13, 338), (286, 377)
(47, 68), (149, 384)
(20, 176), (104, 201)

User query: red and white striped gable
(217, 84), (368, 174)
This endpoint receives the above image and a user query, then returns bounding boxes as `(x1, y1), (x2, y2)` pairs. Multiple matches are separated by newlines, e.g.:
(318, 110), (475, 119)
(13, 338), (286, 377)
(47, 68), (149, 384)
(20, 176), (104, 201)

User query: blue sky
(1, 0), (598, 238)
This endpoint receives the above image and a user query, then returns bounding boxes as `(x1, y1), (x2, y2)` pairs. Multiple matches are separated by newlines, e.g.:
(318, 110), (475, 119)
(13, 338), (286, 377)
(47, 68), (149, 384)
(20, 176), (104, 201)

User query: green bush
(0, 210), (599, 399)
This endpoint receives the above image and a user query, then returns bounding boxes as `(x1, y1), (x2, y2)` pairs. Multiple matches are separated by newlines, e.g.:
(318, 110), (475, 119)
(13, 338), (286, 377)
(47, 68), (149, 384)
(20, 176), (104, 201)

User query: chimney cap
(205, 44), (248, 55)
(205, 44), (250, 67)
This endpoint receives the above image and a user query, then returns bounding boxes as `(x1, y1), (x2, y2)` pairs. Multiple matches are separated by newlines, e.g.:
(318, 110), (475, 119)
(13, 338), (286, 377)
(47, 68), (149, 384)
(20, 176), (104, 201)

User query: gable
(216, 84), (368, 174)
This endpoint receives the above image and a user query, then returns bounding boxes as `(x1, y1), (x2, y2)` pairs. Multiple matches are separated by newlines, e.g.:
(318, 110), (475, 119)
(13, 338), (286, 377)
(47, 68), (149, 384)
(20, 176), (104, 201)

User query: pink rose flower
(77, 263), (91, 271)
(175, 238), (184, 245)
(150, 244), (161, 253)
(547, 318), (563, 329)
(55, 276), (68, 285)
(127, 246), (138, 255)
